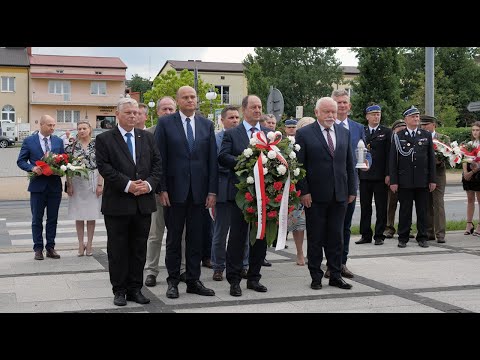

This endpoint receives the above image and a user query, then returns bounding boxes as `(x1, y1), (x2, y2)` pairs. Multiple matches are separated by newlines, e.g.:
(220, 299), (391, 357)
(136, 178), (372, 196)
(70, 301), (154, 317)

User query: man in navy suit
(219, 95), (271, 297)
(155, 86), (218, 299)
(296, 97), (356, 290)
(96, 97), (162, 306)
(211, 105), (251, 282)
(326, 89), (371, 279)
(17, 115), (64, 260)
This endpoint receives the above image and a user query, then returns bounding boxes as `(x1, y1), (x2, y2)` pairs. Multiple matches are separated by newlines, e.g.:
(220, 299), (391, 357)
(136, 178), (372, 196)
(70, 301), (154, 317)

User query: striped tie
(325, 128), (334, 157)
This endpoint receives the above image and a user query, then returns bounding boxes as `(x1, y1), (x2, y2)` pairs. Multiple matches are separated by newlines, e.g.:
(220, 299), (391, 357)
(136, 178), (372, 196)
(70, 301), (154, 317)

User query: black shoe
(374, 239), (384, 245)
(418, 241), (429, 248)
(186, 280), (215, 296)
(398, 241), (407, 248)
(126, 291), (150, 304)
(384, 232), (394, 239)
(310, 280), (322, 290)
(145, 275), (157, 287)
(246, 280), (268, 292)
(329, 277), (352, 290)
(240, 268), (248, 279)
(437, 239), (446, 243)
(179, 272), (186, 283)
(230, 283), (242, 297)
(114, 292), (127, 306)
(409, 234), (415, 239)
(166, 282), (179, 299)
(355, 237), (372, 244)
(262, 259), (272, 267)
(427, 236), (436, 241)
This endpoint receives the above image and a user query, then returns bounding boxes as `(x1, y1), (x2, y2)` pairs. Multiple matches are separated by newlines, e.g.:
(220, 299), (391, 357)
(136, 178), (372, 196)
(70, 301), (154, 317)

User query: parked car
(0, 135), (15, 148)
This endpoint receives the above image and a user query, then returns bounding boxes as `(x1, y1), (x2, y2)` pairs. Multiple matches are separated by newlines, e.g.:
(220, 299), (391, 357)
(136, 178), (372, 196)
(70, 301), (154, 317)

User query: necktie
(125, 133), (134, 160)
(186, 118), (195, 152)
(371, 129), (375, 136)
(325, 128), (335, 157)
(411, 130), (416, 138)
(342, 121), (347, 128)
(43, 137), (50, 153)
(250, 127), (257, 138)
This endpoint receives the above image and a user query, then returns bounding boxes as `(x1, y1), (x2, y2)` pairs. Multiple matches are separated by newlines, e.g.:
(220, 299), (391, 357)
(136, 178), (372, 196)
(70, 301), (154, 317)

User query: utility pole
(425, 47), (435, 116)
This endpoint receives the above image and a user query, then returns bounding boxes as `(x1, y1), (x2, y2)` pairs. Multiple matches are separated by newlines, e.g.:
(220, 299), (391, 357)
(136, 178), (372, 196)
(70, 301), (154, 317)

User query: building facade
(29, 54), (127, 132)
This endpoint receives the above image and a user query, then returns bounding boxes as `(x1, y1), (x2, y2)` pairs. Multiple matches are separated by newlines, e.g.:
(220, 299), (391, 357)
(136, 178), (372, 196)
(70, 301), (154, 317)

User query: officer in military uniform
(420, 114), (449, 243)
(356, 105), (392, 246)
(389, 106), (436, 248)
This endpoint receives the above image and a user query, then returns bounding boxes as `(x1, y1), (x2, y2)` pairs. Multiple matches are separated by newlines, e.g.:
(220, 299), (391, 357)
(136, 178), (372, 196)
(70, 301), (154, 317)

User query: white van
(0, 120), (17, 140)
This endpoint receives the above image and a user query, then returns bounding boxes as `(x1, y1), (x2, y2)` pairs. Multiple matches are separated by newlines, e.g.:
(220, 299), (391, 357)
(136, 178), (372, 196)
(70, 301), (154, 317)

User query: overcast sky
(33, 47), (358, 80)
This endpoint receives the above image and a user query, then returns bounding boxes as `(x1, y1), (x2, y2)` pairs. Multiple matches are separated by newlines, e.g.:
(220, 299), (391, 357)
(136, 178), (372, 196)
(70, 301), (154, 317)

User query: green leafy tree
(400, 47), (480, 127)
(350, 47), (404, 125)
(127, 74), (152, 103)
(143, 69), (219, 126)
(243, 47), (342, 120)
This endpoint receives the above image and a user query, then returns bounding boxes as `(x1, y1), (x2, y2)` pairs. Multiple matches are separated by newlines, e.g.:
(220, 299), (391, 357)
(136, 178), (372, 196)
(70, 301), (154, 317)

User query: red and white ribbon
(208, 207), (215, 221)
(252, 131), (290, 245)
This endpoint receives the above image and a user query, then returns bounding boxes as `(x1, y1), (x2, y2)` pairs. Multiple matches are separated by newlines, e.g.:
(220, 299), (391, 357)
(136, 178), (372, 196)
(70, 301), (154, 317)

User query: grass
(350, 220), (469, 235)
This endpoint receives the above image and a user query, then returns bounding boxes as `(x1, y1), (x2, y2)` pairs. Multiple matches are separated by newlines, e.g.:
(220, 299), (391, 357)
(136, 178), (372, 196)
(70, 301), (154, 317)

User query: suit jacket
(296, 123), (355, 203)
(95, 127), (162, 216)
(343, 118), (372, 191)
(155, 112), (218, 204)
(17, 134), (65, 192)
(218, 124), (269, 201)
(216, 130), (230, 203)
(389, 128), (436, 188)
(360, 125), (392, 181)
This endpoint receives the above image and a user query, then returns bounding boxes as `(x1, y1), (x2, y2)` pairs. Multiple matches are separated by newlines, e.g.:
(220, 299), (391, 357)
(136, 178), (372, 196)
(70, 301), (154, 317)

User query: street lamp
(148, 99), (155, 127)
(205, 90), (217, 125)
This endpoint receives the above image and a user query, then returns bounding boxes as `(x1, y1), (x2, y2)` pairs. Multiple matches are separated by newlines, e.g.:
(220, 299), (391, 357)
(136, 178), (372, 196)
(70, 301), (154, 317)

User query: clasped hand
(129, 180), (149, 196)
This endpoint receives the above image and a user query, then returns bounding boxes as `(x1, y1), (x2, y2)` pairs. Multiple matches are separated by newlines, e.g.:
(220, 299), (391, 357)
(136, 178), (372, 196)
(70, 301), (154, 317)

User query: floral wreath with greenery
(234, 131), (306, 248)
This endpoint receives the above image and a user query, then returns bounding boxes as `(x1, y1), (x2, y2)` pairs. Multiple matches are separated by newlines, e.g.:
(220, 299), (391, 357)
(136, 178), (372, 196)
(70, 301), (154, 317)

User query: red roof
(30, 54), (127, 69)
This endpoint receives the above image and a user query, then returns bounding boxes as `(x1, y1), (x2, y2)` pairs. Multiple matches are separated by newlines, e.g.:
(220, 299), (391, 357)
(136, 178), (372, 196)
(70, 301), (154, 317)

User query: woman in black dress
(462, 121), (480, 235)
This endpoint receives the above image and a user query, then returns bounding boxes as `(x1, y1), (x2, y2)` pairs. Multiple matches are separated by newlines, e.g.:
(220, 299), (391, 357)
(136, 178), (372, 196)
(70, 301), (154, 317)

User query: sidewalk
(0, 231), (479, 313)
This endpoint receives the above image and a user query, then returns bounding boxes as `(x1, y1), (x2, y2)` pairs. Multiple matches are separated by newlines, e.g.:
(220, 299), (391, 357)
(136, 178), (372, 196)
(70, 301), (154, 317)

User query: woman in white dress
(65, 120), (103, 256)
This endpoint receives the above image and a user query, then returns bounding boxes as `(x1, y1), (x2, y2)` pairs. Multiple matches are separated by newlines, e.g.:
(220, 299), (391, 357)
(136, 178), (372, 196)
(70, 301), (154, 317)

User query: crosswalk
(355, 190), (467, 207)
(6, 219), (109, 246)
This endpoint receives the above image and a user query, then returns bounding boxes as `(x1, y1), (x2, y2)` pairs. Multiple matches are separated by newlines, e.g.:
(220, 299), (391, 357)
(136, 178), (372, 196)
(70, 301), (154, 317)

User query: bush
(438, 127), (471, 144)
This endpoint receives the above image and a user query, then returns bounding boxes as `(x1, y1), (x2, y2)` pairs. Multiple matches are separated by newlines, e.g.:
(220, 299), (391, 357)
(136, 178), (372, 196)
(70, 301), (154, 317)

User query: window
(215, 85), (230, 105)
(1, 77), (15, 92)
(48, 80), (71, 95)
(91, 81), (106, 95)
(56, 110), (80, 123)
(1, 105), (15, 121)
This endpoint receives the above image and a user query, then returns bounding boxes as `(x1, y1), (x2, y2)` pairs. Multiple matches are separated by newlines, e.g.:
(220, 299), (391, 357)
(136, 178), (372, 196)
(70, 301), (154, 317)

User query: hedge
(437, 127), (472, 144)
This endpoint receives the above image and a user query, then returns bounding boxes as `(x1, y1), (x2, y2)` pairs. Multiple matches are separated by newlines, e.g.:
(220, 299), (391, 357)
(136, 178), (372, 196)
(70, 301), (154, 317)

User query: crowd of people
(18, 86), (472, 306)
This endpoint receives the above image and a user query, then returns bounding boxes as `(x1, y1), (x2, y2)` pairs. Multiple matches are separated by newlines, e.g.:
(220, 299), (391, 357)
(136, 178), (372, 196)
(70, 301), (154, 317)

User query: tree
(243, 47), (342, 120)
(143, 69), (219, 126)
(350, 47), (405, 125)
(127, 74), (152, 102)
(400, 47), (480, 127)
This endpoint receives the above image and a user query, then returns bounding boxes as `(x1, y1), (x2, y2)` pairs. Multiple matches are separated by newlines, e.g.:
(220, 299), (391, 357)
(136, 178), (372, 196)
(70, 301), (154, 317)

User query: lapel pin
(407, 143), (411, 146)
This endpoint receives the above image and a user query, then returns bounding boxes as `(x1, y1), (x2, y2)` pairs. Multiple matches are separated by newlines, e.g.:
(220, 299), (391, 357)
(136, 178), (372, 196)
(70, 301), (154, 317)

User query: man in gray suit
(296, 97), (356, 290)
(144, 96), (177, 287)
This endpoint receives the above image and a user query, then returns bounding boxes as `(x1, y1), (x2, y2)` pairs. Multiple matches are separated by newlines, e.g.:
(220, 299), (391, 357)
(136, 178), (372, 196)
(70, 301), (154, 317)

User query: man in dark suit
(17, 115), (64, 260)
(327, 89), (371, 279)
(96, 97), (162, 306)
(211, 105), (250, 282)
(155, 86), (218, 299)
(218, 95), (270, 297)
(356, 105), (392, 246)
(389, 106), (436, 248)
(296, 97), (356, 290)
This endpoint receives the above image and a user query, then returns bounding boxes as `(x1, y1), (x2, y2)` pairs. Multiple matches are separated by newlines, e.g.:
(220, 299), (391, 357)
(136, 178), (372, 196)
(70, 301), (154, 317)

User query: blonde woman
(462, 121), (480, 236)
(65, 121), (103, 256)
